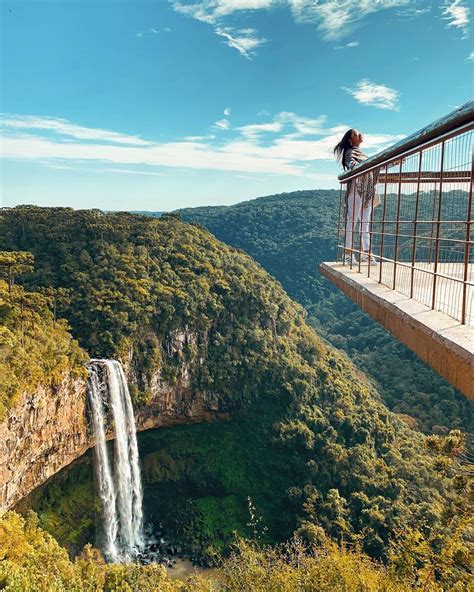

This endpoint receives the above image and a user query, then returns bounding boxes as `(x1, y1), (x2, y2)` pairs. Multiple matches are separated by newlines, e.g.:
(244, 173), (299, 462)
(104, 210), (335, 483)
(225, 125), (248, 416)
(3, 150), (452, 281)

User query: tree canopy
(0, 205), (471, 585)
(178, 189), (473, 438)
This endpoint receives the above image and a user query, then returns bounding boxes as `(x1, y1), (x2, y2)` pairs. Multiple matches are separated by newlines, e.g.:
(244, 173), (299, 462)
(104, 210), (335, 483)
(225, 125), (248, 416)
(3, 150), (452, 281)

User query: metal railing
(336, 101), (474, 325)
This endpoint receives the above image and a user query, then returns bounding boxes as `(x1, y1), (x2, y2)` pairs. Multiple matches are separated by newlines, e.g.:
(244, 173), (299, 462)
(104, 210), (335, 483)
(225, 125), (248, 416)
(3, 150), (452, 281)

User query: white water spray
(87, 365), (119, 560)
(88, 359), (144, 562)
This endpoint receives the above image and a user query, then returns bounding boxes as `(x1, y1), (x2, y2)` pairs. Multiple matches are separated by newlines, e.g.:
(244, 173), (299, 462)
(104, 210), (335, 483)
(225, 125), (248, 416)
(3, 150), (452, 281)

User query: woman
(334, 128), (380, 265)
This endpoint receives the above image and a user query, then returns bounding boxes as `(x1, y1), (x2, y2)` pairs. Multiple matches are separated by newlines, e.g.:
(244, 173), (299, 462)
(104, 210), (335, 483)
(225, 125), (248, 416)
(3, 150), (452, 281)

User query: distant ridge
(128, 210), (165, 217)
(176, 188), (473, 439)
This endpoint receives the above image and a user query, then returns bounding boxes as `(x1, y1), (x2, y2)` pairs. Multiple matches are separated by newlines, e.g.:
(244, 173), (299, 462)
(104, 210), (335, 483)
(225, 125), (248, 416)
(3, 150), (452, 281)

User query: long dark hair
(334, 128), (356, 170)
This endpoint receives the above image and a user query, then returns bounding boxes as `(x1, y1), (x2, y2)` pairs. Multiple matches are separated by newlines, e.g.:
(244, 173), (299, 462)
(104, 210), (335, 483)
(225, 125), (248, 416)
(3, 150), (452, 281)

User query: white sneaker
(343, 254), (358, 265)
(360, 254), (378, 265)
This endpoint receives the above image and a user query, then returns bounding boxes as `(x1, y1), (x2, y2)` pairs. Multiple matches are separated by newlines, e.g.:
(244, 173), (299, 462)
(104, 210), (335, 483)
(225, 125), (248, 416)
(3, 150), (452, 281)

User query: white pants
(344, 186), (372, 252)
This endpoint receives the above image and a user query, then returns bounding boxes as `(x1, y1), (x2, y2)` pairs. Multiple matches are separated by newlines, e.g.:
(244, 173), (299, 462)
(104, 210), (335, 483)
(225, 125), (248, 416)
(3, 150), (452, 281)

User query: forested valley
(0, 204), (472, 591)
(178, 189), (473, 439)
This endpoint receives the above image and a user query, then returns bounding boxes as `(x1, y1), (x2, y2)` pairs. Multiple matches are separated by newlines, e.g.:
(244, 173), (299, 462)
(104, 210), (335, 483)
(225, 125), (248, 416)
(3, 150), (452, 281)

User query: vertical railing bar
(410, 149), (423, 299)
(358, 176), (363, 273)
(337, 183), (343, 263)
(461, 134), (473, 324)
(379, 165), (389, 284)
(368, 173), (376, 279)
(432, 140), (445, 310)
(428, 181), (437, 265)
(350, 176), (356, 269)
(392, 159), (403, 290)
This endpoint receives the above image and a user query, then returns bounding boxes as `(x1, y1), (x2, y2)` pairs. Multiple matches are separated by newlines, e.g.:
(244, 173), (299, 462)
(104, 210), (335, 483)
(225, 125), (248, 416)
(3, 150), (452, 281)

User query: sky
(1, 0), (472, 211)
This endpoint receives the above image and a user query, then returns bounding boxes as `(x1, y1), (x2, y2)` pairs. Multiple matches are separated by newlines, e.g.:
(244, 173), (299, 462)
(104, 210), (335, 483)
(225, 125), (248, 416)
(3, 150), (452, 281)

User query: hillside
(0, 270), (87, 420)
(178, 189), (473, 438)
(1, 509), (471, 591)
(0, 206), (470, 583)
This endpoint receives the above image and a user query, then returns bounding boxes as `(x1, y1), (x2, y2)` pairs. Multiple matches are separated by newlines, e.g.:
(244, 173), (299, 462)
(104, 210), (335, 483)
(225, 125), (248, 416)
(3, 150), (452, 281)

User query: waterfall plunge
(88, 359), (144, 562)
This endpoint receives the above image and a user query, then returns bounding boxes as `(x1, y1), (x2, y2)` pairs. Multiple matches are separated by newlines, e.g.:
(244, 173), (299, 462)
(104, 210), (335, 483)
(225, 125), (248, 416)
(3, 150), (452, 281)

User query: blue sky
(1, 0), (472, 211)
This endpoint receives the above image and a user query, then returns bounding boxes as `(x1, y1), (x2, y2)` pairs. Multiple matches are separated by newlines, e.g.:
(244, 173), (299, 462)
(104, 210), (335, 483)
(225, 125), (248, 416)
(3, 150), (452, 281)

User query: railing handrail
(338, 100), (474, 182)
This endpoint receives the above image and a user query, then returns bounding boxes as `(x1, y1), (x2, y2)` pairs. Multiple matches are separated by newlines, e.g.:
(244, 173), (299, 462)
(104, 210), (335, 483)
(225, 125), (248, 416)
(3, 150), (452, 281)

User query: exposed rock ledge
(0, 329), (229, 511)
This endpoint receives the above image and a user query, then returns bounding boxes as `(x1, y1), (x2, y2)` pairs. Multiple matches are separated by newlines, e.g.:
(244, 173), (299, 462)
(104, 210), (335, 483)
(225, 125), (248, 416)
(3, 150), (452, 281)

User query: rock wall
(0, 376), (89, 512)
(0, 329), (229, 511)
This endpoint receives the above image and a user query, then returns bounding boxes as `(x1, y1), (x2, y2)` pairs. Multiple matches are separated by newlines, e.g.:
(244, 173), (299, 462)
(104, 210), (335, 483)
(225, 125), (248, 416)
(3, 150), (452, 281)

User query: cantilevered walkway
(320, 101), (473, 400)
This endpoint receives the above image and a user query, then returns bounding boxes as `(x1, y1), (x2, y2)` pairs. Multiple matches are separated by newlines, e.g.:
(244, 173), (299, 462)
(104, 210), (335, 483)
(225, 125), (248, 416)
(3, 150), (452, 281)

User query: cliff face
(0, 329), (228, 511)
(132, 329), (228, 431)
(0, 376), (89, 512)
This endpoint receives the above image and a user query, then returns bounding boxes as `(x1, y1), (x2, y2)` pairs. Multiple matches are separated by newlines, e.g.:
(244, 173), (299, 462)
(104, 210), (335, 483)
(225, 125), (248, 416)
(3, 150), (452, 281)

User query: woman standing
(334, 128), (380, 265)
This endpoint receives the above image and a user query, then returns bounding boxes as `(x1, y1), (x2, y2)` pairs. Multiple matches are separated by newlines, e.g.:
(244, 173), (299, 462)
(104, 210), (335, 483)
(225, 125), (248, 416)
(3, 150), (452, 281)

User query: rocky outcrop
(133, 330), (227, 430)
(0, 329), (229, 511)
(0, 376), (89, 512)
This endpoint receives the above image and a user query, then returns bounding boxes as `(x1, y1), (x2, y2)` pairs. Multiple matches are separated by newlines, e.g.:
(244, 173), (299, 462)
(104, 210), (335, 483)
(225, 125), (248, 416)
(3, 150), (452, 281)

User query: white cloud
(172, 0), (410, 37)
(224, 107), (231, 116)
(100, 168), (168, 176)
(342, 79), (400, 111)
(441, 1), (470, 37)
(136, 27), (166, 37)
(0, 114), (151, 145)
(237, 121), (282, 138)
(237, 112), (327, 140)
(468, 51), (474, 60)
(213, 118), (231, 130)
(171, 0), (422, 55)
(304, 172), (342, 182)
(172, 2), (271, 57)
(291, 0), (412, 39)
(42, 162), (74, 170)
(279, 112), (327, 136)
(1, 132), (301, 175)
(1, 112), (403, 178)
(334, 39), (359, 50)
(172, 0), (274, 24)
(214, 26), (267, 58)
(236, 174), (267, 181)
(396, 7), (431, 18)
(184, 134), (214, 140)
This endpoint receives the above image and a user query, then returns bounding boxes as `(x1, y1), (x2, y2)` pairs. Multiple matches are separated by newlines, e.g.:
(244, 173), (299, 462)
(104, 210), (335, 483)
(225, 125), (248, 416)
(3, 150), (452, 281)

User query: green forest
(178, 189), (473, 438)
(0, 253), (87, 420)
(0, 205), (472, 590)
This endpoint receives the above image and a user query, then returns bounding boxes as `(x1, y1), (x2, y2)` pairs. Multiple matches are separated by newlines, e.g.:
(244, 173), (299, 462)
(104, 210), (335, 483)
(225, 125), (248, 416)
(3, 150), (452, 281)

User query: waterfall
(87, 365), (119, 560)
(106, 360), (144, 554)
(88, 359), (144, 562)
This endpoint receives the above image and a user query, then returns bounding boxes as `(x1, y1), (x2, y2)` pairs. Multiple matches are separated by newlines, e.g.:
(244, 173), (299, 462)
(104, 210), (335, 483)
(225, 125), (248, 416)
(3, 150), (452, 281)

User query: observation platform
(321, 101), (473, 401)
(320, 261), (473, 400)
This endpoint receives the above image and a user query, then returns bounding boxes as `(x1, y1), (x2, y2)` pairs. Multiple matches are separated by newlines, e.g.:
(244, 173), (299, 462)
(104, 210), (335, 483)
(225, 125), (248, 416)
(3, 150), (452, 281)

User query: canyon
(0, 329), (229, 511)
